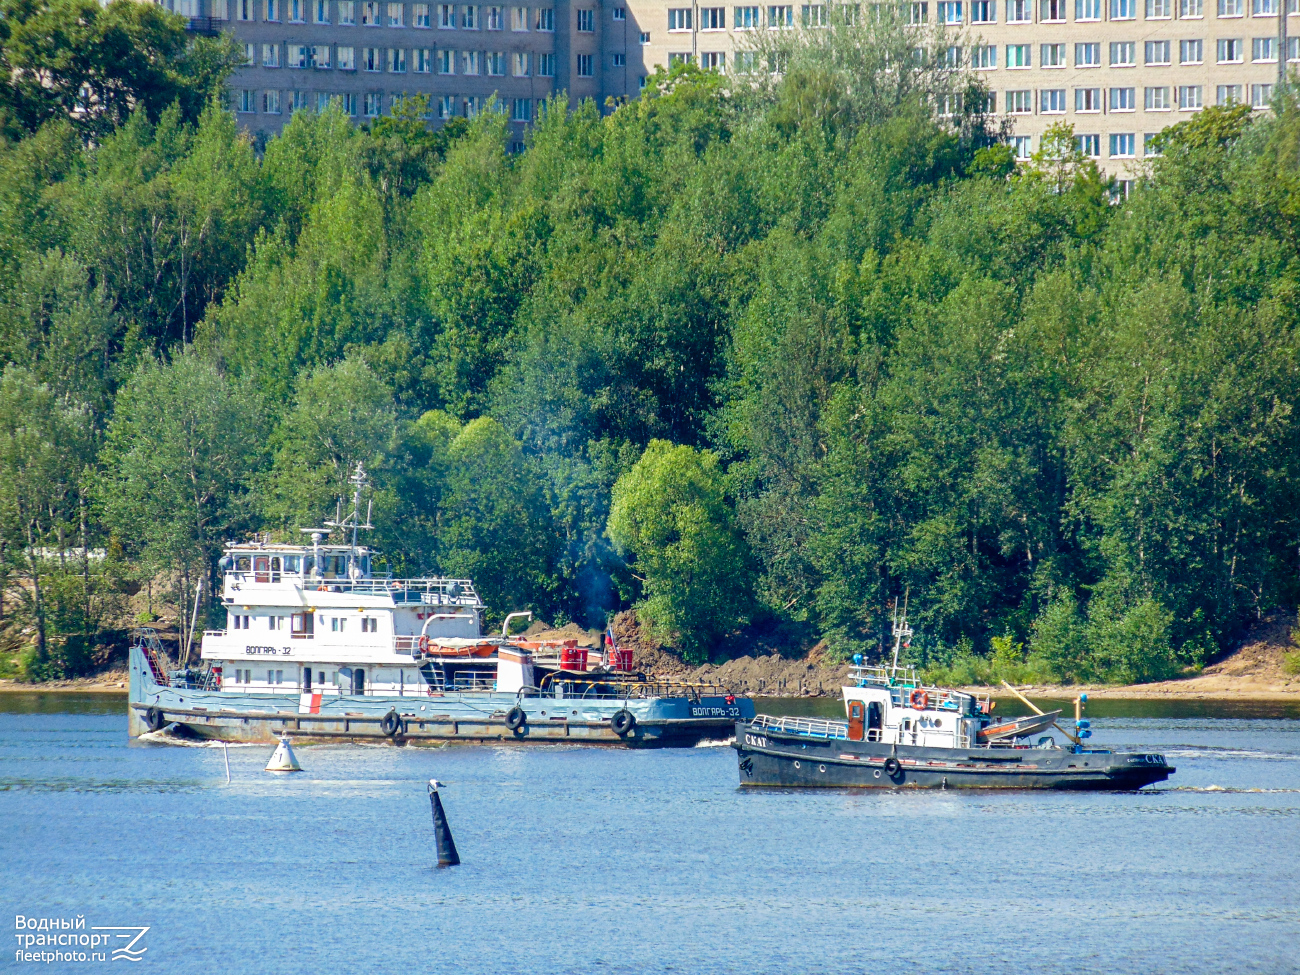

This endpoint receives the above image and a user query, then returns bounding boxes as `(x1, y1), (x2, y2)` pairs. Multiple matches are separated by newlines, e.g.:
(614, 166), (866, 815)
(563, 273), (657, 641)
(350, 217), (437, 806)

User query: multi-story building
(161, 0), (1295, 172)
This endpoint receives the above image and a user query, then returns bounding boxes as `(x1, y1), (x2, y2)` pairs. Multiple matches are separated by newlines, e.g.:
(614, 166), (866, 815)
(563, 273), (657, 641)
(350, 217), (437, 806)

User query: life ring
(909, 689), (930, 710)
(380, 710), (401, 737)
(316, 586), (327, 592)
(144, 706), (166, 732)
(418, 634), (430, 654)
(611, 709), (636, 737)
(505, 706), (527, 731)
(883, 756), (901, 777)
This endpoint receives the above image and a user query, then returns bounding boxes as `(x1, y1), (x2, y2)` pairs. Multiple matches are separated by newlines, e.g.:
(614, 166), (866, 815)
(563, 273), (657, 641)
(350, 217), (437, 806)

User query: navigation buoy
(265, 735), (301, 772)
(428, 779), (460, 867)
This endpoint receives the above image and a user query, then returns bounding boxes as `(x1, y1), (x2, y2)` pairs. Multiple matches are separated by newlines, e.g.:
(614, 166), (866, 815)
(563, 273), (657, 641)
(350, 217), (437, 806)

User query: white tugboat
(129, 466), (753, 746)
(733, 612), (1174, 789)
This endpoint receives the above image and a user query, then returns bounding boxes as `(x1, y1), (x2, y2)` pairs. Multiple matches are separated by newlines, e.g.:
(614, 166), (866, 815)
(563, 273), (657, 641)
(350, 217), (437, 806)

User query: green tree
(607, 440), (755, 663)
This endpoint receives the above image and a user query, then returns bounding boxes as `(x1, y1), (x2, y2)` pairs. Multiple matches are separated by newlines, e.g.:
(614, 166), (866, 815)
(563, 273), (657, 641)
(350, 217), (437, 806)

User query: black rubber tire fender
(505, 706), (527, 732)
(882, 756), (901, 777)
(144, 706), (166, 732)
(611, 708), (636, 737)
(380, 710), (402, 737)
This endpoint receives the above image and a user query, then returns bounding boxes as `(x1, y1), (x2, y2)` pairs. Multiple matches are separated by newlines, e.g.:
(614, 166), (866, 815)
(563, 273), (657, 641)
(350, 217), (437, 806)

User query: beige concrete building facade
(159, 0), (1293, 167)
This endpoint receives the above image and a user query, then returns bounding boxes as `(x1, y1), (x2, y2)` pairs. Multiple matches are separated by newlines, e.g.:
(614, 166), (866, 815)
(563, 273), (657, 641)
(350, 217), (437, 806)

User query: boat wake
(1156, 784), (1300, 793)
(136, 730), (260, 748)
(694, 737), (735, 748)
(1160, 747), (1300, 761)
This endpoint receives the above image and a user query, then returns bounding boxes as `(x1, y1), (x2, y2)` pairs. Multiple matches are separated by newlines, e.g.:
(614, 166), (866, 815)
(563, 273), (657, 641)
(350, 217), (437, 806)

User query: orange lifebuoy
(909, 689), (930, 710)
(418, 634), (430, 654)
(317, 586), (327, 592)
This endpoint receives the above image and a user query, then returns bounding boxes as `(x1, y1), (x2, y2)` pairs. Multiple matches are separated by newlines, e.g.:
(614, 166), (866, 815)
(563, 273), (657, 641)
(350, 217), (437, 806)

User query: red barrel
(560, 642), (582, 670)
(613, 648), (634, 671)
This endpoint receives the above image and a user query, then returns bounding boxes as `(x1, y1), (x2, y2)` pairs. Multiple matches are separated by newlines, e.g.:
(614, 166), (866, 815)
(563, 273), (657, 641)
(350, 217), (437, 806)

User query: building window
(338, 45), (356, 68)
(1146, 0), (1171, 13)
(1146, 39), (1171, 64)
(237, 89), (256, 113)
(1110, 0), (1135, 15)
(1075, 133), (1099, 157)
(700, 50), (725, 69)
(1109, 85), (1135, 109)
(1253, 36), (1277, 60)
(1252, 0), (1276, 11)
(908, 0), (929, 21)
(768, 4), (794, 24)
(577, 7), (594, 29)
(613, 5), (626, 16)
(1041, 42), (1065, 66)
(611, 52), (625, 66)
(1041, 88), (1066, 112)
(640, 29), (651, 40)
(339, 93), (356, 115)
(1109, 133), (1135, 157)
(538, 51), (555, 74)
(463, 95), (480, 116)
(971, 0), (995, 20)
(1076, 0), (1101, 16)
(1006, 43), (1030, 66)
(1007, 88), (1032, 113)
(668, 7), (692, 28)
(290, 44), (310, 68)
(416, 47), (432, 70)
(238, 0), (253, 19)
(735, 4), (761, 25)
(1041, 0), (1065, 18)
(437, 94), (455, 117)
(1075, 87), (1101, 111)
(1109, 41), (1134, 65)
(938, 0), (963, 21)
(1145, 85), (1171, 108)
(1076, 41), (1099, 66)
(972, 44), (996, 67)
(1250, 82), (1274, 107)
(438, 2), (455, 24)
(361, 0), (379, 22)
(1007, 0), (1031, 19)
(703, 6), (727, 27)
(1144, 132), (1163, 155)
(266, 0), (280, 20)
(1217, 83), (1242, 104)
(362, 93), (380, 116)
(943, 45), (962, 67)
(1178, 84), (1203, 109)
(363, 46), (380, 69)
(314, 0), (329, 19)
(513, 51), (530, 73)
(289, 0), (305, 20)
(462, 49), (479, 72)
(414, 2), (431, 24)
(242, 42), (255, 64)
(1180, 38), (1203, 63)
(264, 89), (282, 113)
(314, 44), (332, 67)
(263, 43), (281, 66)
(1217, 38), (1242, 62)
(511, 5), (528, 27)
(462, 4), (478, 27)
(340, 0), (356, 21)
(1217, 0), (1242, 13)
(1179, 0), (1202, 13)
(388, 1), (404, 23)
(577, 52), (593, 75)
(1011, 135), (1031, 158)
(486, 4), (503, 27)
(668, 51), (694, 65)
(512, 97), (531, 120)
(1291, 36), (1300, 60)
(437, 48), (454, 71)
(801, 1), (827, 21)
(486, 50), (505, 74)
(536, 6), (553, 28)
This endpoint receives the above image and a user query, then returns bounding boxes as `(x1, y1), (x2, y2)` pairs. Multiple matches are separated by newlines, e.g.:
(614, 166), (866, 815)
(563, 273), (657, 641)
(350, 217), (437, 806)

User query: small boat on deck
(733, 616), (1173, 790)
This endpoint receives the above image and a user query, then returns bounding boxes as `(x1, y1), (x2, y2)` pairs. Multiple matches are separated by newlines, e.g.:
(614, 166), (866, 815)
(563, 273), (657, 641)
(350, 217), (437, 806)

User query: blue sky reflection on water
(0, 698), (1297, 975)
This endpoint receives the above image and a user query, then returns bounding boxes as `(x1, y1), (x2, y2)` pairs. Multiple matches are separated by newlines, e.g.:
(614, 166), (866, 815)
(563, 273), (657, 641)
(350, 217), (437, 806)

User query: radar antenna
(890, 588), (912, 679)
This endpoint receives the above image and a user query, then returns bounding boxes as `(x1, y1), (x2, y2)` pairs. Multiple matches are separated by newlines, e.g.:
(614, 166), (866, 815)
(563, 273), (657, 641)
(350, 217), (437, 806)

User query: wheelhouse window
(292, 613), (315, 639)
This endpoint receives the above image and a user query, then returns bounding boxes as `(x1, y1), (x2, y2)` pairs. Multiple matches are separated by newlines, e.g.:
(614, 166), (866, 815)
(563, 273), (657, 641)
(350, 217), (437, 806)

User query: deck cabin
(841, 666), (992, 750)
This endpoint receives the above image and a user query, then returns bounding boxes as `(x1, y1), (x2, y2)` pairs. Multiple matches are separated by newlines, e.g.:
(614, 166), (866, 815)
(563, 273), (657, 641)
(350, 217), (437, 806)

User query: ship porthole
(793, 761), (800, 769)
(818, 764), (826, 773)
(873, 769), (881, 778)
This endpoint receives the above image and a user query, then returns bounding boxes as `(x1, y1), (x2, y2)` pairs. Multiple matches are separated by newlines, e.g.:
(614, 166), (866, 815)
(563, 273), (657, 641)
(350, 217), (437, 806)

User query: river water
(1, 693), (1298, 974)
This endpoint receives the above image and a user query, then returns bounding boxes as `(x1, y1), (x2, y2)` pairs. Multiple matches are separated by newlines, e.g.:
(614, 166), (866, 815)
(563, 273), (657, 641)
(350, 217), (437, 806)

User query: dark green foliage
(1, 28), (1298, 683)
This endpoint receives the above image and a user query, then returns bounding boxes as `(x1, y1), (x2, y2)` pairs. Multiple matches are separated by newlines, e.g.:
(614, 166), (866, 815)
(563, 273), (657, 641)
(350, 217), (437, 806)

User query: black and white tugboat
(130, 465), (753, 747)
(733, 615), (1174, 790)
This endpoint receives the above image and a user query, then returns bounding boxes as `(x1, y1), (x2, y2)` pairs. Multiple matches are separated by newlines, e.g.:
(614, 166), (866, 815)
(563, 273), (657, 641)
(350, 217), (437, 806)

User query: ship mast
(300, 462), (374, 575)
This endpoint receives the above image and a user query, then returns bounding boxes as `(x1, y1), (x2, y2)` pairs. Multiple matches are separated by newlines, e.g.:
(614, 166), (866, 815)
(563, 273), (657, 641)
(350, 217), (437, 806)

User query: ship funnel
(428, 779), (461, 867)
(265, 735), (302, 772)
